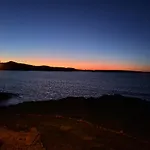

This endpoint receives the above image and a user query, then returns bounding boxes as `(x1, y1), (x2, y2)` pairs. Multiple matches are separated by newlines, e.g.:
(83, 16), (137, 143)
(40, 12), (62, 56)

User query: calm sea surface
(0, 71), (150, 105)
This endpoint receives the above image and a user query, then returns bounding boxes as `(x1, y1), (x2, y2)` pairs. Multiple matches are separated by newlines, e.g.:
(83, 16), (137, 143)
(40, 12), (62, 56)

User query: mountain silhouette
(0, 61), (149, 73)
(0, 61), (77, 71)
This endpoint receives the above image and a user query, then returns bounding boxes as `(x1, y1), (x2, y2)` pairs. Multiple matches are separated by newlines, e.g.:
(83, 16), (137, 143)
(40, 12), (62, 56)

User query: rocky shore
(0, 94), (150, 149)
(0, 92), (18, 102)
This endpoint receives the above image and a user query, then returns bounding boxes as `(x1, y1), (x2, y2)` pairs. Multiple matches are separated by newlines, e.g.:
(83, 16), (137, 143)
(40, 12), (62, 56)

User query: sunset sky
(0, 0), (150, 71)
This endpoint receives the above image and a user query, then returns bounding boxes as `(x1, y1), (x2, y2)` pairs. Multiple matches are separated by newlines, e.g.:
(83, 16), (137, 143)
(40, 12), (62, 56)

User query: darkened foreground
(0, 94), (150, 149)
(0, 92), (18, 102)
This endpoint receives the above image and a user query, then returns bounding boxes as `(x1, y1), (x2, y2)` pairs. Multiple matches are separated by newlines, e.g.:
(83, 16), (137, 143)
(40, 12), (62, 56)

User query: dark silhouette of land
(1, 94), (150, 138)
(0, 61), (76, 71)
(0, 61), (149, 73)
(0, 92), (18, 102)
(0, 93), (150, 149)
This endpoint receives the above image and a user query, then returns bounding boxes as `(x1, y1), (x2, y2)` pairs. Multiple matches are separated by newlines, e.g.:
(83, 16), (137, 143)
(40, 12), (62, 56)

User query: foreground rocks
(0, 95), (150, 149)
(0, 127), (44, 150)
(0, 92), (18, 101)
(0, 115), (149, 150)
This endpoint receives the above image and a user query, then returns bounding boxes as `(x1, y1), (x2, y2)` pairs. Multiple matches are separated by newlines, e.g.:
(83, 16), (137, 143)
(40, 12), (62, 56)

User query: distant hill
(0, 61), (149, 73)
(0, 61), (77, 71)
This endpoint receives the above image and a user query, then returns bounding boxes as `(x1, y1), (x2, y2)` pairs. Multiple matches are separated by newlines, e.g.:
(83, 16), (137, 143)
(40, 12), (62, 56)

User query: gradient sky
(0, 0), (150, 71)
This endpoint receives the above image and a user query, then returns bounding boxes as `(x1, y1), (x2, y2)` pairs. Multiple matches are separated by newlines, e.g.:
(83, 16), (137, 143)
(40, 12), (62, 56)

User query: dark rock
(0, 92), (18, 101)
(0, 94), (150, 140)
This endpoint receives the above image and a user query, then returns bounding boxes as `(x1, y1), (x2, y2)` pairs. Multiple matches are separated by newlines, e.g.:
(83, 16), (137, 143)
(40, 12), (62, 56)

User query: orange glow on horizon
(1, 57), (150, 72)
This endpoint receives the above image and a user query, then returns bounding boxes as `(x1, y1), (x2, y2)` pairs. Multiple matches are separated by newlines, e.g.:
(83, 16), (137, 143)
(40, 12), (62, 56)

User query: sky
(0, 0), (150, 71)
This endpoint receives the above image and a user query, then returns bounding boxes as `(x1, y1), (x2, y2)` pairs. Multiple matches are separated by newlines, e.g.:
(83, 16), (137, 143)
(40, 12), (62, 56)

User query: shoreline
(0, 94), (150, 149)
(0, 94), (150, 140)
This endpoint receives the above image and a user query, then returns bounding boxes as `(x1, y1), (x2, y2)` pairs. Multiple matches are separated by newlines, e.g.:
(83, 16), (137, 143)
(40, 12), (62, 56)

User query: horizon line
(0, 60), (150, 73)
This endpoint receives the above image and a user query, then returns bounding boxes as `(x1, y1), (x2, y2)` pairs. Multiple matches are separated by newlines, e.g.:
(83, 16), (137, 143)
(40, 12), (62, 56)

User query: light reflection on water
(0, 71), (150, 105)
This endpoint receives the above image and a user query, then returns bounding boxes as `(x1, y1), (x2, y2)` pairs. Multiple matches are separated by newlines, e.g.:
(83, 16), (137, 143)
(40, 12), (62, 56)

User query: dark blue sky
(0, 0), (150, 71)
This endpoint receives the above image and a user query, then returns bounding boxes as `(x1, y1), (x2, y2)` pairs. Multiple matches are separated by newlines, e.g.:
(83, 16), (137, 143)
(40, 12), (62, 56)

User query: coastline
(0, 94), (150, 149)
(1, 61), (150, 73)
(0, 94), (150, 140)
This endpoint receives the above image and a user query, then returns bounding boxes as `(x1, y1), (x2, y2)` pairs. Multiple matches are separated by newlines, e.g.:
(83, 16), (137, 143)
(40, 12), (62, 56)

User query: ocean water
(0, 71), (150, 105)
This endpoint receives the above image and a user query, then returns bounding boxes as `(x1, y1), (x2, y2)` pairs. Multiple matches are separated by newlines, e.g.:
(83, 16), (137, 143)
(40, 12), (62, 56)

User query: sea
(0, 71), (150, 105)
